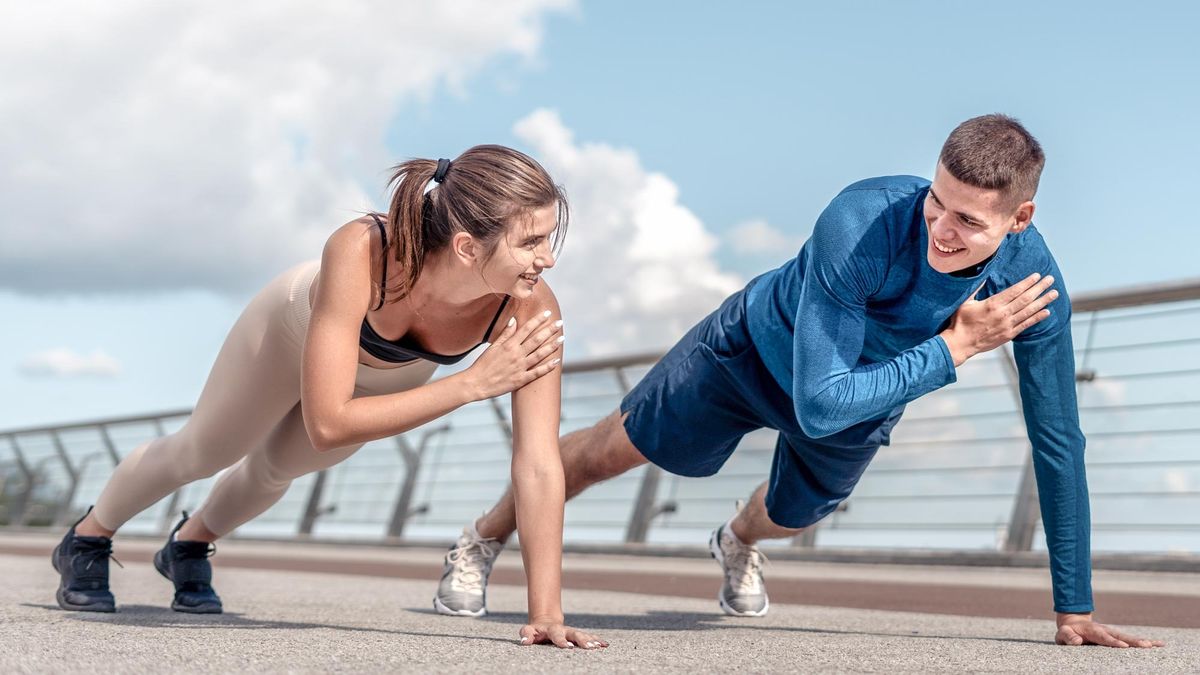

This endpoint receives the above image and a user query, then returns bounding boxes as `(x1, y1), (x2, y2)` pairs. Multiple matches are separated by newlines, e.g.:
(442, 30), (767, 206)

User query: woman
(51, 145), (607, 650)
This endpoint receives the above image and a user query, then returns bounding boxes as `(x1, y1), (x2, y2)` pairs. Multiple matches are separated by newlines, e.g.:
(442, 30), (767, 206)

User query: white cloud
(514, 109), (743, 356)
(726, 219), (804, 256)
(0, 1), (573, 295)
(20, 349), (121, 378)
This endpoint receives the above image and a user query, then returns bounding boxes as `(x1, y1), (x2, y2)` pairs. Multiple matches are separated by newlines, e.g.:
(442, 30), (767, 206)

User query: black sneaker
(153, 511), (222, 614)
(51, 506), (118, 613)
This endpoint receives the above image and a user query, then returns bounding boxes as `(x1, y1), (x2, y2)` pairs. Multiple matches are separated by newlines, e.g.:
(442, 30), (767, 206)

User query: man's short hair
(939, 114), (1045, 208)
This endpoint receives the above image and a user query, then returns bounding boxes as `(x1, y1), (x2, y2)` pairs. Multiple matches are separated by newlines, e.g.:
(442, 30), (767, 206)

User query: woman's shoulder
(485, 279), (562, 343)
(510, 279), (561, 319)
(321, 216), (382, 269)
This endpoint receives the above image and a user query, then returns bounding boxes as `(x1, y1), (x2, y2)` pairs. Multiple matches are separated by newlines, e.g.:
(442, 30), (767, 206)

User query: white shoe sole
(433, 595), (487, 618)
(708, 527), (770, 618)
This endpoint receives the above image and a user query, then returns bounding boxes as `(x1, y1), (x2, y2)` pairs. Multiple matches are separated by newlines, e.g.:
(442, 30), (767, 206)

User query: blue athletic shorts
(620, 287), (905, 528)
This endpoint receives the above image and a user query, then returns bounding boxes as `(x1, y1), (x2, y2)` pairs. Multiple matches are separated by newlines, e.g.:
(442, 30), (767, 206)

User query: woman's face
(480, 204), (559, 299)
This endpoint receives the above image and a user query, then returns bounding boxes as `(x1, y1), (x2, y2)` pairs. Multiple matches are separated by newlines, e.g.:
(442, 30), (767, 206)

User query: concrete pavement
(2, 534), (1197, 673)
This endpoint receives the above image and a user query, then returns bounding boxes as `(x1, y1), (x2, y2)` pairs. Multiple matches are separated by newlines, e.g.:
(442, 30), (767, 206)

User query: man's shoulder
(997, 224), (1058, 278)
(840, 175), (931, 198)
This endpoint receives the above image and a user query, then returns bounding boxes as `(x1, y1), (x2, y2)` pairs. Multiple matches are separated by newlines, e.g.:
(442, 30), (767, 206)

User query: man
(434, 114), (1163, 648)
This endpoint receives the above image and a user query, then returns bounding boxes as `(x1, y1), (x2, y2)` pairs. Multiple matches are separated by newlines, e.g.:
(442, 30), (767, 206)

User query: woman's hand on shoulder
(461, 282), (564, 401)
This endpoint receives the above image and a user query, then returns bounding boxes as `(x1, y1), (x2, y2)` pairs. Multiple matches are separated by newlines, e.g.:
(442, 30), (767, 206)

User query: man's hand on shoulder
(940, 273), (1058, 366)
(1055, 612), (1165, 648)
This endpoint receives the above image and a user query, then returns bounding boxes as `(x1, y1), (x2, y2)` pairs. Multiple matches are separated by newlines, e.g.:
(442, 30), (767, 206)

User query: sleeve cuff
(931, 334), (958, 384)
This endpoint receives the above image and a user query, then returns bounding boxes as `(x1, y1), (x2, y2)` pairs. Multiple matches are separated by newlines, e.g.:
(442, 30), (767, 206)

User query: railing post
(386, 424), (450, 539)
(298, 470), (332, 536)
(7, 436), (41, 526)
(49, 430), (81, 526)
(1000, 346), (1040, 552)
(97, 424), (122, 466)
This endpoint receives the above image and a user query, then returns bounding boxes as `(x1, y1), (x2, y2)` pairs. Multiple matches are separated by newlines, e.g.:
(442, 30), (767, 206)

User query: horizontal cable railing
(2, 278), (1199, 556)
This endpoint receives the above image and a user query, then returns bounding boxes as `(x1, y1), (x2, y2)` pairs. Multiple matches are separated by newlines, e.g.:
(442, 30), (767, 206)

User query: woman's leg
(79, 267), (310, 536)
(190, 359), (438, 538)
(187, 403), (362, 538)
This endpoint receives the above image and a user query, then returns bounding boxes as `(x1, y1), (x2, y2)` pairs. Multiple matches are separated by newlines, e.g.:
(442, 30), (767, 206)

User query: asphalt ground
(2, 533), (1198, 673)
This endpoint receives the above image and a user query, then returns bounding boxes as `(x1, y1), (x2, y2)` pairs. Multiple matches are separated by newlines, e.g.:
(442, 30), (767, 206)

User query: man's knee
(576, 411), (647, 483)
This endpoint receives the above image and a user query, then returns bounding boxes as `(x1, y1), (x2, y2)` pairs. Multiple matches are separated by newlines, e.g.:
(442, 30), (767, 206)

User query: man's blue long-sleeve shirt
(744, 175), (1092, 613)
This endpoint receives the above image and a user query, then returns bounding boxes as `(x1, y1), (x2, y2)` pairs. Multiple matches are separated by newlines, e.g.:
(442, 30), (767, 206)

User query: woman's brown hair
(381, 145), (568, 304)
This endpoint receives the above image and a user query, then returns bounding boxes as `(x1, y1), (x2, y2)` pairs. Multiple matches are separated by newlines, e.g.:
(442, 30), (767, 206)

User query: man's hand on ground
(940, 273), (1058, 366)
(1055, 612), (1165, 648)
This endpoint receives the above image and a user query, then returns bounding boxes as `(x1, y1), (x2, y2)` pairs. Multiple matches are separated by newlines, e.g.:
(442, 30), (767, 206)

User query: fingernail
(551, 358), (561, 366)
(556, 335), (565, 343)
(507, 317), (516, 327)
(520, 636), (529, 643)
(542, 310), (552, 317)
(566, 641), (575, 648)
(554, 319), (563, 328)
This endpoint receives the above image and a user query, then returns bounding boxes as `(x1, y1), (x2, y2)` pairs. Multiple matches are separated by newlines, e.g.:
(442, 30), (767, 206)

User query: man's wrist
(1056, 611), (1093, 627)
(938, 330), (970, 367)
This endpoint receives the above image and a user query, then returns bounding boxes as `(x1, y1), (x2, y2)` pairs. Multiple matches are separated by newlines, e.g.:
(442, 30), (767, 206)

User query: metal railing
(3, 278), (1199, 556)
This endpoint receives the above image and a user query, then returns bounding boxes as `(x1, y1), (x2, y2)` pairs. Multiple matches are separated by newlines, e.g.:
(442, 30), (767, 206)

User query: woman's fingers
(567, 628), (608, 649)
(514, 310), (554, 344)
(521, 319), (563, 352)
(525, 336), (565, 366)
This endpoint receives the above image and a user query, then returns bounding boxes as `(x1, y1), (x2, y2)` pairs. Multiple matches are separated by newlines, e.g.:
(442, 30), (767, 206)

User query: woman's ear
(451, 231), (478, 264)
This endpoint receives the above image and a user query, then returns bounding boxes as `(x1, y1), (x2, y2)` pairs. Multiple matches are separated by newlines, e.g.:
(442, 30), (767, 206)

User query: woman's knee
(161, 433), (246, 483)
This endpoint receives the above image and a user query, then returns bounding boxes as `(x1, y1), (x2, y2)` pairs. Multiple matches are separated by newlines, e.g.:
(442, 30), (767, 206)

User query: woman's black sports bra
(359, 214), (510, 365)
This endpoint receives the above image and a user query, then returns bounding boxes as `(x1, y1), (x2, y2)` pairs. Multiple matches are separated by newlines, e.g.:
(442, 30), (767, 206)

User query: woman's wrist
(528, 612), (565, 624)
(447, 370), (483, 404)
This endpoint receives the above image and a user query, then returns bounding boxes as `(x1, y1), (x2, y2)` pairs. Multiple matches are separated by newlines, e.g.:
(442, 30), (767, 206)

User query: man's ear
(1010, 200), (1036, 234)
(451, 231), (478, 264)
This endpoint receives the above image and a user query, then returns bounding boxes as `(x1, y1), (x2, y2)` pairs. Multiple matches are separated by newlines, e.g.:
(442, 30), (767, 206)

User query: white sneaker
(433, 522), (504, 617)
(708, 501), (769, 617)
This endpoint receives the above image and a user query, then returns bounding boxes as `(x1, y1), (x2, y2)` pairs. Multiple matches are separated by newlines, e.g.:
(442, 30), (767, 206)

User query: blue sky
(3, 1), (1199, 429)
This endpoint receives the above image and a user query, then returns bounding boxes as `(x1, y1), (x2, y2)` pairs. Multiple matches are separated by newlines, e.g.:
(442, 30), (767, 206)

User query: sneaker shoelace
(724, 538), (768, 594)
(73, 539), (123, 586)
(446, 538), (499, 593)
(170, 541), (217, 594)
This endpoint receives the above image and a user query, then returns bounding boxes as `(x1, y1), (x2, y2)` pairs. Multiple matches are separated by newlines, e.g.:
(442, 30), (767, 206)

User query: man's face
(922, 163), (1034, 274)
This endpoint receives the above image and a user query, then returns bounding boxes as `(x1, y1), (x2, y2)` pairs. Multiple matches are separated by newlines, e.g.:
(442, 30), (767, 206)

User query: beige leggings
(92, 261), (438, 536)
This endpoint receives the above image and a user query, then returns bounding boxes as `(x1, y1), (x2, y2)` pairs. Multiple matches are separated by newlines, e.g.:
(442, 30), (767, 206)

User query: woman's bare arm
(509, 282), (607, 649)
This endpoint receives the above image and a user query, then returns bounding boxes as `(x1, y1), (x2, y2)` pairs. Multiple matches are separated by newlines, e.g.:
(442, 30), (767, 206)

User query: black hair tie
(433, 158), (452, 183)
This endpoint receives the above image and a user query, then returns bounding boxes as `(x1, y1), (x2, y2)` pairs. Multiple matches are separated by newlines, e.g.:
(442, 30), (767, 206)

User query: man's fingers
(1011, 289), (1058, 325)
(995, 272), (1043, 303)
(1013, 309), (1051, 335)
(1006, 275), (1055, 313)
(1109, 628), (1164, 648)
(1086, 625), (1129, 648)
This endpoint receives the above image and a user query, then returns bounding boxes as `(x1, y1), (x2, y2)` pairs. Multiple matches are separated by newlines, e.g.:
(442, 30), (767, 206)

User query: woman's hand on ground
(519, 620), (608, 649)
(463, 310), (563, 400)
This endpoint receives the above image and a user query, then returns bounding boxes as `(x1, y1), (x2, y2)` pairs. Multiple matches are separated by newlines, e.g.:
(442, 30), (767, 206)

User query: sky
(3, 0), (1199, 429)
